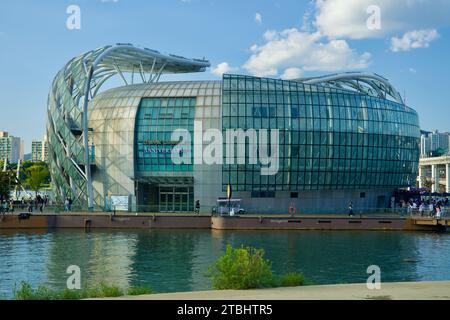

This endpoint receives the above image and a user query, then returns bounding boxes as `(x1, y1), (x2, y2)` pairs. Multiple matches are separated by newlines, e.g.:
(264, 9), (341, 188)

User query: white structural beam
(418, 165), (424, 189)
(431, 164), (439, 193)
(446, 164), (450, 193)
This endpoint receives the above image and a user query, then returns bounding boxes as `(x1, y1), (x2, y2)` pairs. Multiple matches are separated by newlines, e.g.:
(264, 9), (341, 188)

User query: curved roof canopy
(295, 72), (404, 105)
(92, 43), (210, 74)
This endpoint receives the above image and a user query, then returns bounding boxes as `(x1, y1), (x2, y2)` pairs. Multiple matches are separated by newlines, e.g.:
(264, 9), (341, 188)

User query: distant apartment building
(0, 131), (24, 163)
(31, 135), (49, 163)
(420, 130), (450, 157)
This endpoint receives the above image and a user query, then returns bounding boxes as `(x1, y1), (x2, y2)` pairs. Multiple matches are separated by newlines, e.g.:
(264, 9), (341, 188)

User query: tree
(0, 171), (13, 200)
(25, 165), (50, 196)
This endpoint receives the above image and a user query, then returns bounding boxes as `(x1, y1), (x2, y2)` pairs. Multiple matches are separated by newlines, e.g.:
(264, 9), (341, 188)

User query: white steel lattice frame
(46, 44), (209, 210)
(297, 72), (405, 105)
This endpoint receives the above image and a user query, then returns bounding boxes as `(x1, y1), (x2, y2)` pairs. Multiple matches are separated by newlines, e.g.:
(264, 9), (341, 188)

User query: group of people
(0, 195), (52, 214)
(26, 195), (51, 213)
(0, 199), (15, 214)
(400, 199), (447, 218)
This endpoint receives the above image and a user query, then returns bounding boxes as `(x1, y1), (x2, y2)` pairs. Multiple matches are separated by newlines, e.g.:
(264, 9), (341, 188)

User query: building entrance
(159, 186), (194, 212)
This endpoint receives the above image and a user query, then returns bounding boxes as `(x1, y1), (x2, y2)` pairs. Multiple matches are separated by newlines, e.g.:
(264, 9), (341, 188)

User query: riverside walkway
(109, 281), (450, 300)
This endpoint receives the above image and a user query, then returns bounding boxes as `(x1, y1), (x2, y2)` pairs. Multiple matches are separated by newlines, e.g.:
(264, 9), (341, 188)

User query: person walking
(64, 197), (70, 212)
(419, 202), (425, 217)
(436, 205), (442, 219)
(0, 201), (4, 218)
(27, 200), (33, 213)
(195, 200), (200, 215)
(428, 201), (434, 217)
(348, 202), (354, 217)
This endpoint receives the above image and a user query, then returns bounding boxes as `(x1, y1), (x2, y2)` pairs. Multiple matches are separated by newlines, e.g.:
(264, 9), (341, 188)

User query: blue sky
(1, 0), (449, 152)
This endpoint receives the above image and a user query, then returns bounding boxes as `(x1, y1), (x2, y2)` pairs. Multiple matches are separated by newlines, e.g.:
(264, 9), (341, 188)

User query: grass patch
(127, 286), (153, 296)
(12, 281), (153, 300)
(278, 272), (307, 287)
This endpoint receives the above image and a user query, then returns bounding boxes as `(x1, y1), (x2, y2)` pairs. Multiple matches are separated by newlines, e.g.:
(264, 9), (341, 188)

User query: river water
(1, 229), (449, 299)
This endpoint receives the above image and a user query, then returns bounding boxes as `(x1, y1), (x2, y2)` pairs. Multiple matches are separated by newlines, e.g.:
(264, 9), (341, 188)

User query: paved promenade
(113, 281), (450, 300)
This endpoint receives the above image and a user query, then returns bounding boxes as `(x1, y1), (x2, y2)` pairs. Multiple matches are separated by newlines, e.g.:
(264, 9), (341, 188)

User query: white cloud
(281, 68), (303, 80)
(390, 29), (439, 52)
(100, 0), (119, 2)
(255, 13), (263, 25)
(212, 62), (239, 77)
(314, 0), (450, 39)
(409, 68), (417, 74)
(300, 1), (315, 32)
(243, 28), (371, 78)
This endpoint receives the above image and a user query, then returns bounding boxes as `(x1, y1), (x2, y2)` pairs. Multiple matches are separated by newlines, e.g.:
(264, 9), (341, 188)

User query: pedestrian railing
(0, 203), (422, 217)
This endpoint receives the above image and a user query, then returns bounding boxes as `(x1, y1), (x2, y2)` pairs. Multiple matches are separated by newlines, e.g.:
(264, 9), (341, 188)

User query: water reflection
(45, 230), (138, 290)
(0, 229), (449, 299)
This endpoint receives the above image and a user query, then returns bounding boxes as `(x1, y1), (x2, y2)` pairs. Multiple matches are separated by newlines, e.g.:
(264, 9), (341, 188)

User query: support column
(446, 164), (450, 193)
(418, 165), (424, 188)
(431, 164), (439, 193)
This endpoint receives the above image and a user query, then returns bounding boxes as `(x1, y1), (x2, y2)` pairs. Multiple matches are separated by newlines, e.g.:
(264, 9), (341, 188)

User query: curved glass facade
(47, 46), (421, 212)
(135, 97), (196, 172)
(222, 74), (420, 191)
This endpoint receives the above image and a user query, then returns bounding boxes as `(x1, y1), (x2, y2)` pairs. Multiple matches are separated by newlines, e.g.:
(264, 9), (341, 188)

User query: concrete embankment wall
(211, 216), (409, 230)
(0, 214), (211, 230)
(0, 213), (440, 231)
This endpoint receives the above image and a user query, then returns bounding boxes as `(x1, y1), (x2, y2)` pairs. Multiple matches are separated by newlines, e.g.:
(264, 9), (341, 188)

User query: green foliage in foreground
(208, 244), (308, 290)
(278, 272), (307, 287)
(208, 245), (274, 290)
(126, 286), (153, 296)
(13, 281), (153, 300)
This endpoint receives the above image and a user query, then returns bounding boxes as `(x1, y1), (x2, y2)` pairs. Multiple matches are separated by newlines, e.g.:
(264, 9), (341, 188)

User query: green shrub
(279, 272), (306, 287)
(33, 285), (57, 300)
(208, 244), (274, 290)
(96, 283), (123, 298)
(58, 288), (83, 300)
(13, 281), (37, 300)
(127, 286), (153, 296)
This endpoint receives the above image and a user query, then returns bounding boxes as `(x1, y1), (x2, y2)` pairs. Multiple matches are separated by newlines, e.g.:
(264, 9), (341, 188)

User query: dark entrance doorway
(159, 186), (194, 212)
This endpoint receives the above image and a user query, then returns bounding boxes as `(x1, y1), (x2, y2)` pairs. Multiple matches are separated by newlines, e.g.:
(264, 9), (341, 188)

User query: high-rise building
(420, 130), (450, 157)
(0, 131), (24, 163)
(31, 135), (49, 162)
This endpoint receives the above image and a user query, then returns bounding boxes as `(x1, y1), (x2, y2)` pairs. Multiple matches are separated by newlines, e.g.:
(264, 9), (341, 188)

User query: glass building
(47, 44), (420, 213)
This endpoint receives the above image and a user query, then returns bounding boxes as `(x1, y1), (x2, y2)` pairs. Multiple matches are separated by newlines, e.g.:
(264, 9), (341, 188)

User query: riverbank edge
(99, 281), (450, 300)
(0, 212), (447, 231)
